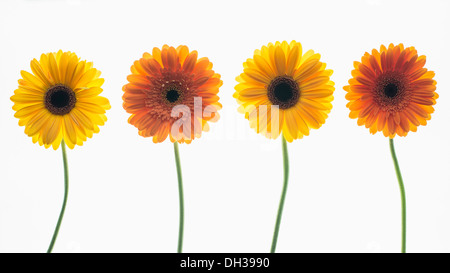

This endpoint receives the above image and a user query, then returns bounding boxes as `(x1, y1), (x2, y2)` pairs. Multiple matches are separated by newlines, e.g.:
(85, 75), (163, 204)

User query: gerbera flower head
(11, 50), (111, 150)
(122, 45), (222, 144)
(344, 43), (437, 138)
(234, 41), (335, 142)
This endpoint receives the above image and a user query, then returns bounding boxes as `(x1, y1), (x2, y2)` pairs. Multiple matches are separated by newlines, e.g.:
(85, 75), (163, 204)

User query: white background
(0, 0), (449, 253)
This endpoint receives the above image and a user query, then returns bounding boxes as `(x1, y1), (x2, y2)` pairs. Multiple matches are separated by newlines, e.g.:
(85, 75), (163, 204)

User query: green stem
(47, 139), (69, 253)
(173, 142), (184, 253)
(270, 134), (290, 253)
(389, 138), (406, 253)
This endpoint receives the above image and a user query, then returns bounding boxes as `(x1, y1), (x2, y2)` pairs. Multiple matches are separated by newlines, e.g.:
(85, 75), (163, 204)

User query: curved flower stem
(173, 142), (184, 253)
(271, 134), (289, 253)
(389, 138), (406, 253)
(47, 139), (69, 253)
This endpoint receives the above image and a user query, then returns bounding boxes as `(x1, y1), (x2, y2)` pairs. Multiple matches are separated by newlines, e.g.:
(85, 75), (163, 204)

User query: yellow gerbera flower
(234, 41), (335, 253)
(234, 41), (335, 142)
(11, 50), (111, 150)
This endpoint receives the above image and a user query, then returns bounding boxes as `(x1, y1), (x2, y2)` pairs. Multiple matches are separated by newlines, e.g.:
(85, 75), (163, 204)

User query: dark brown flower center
(267, 76), (300, 109)
(384, 83), (398, 98)
(374, 72), (410, 112)
(162, 83), (184, 105)
(45, 84), (76, 115)
(166, 89), (180, 103)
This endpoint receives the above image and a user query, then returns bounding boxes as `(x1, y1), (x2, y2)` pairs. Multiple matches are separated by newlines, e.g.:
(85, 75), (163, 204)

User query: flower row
(10, 41), (436, 253)
(11, 42), (437, 149)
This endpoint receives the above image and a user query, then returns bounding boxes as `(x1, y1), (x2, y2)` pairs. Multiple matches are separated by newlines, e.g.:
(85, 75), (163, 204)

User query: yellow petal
(44, 116), (62, 145)
(30, 59), (52, 87)
(20, 71), (47, 91)
(274, 47), (286, 75)
(48, 53), (61, 84)
(286, 45), (300, 76)
(63, 115), (77, 147)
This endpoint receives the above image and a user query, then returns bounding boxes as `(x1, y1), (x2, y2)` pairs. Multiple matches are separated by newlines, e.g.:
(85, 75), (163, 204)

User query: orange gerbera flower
(344, 43), (437, 137)
(122, 45), (222, 143)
